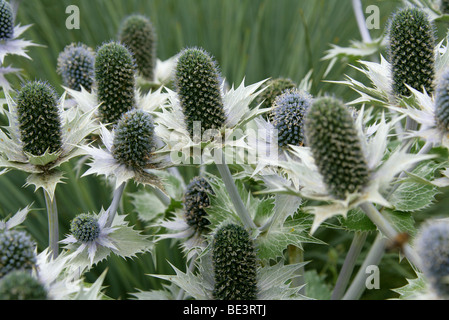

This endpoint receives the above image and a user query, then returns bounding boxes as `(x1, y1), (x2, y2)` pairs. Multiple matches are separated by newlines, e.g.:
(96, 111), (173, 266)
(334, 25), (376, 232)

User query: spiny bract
(95, 41), (136, 125)
(183, 176), (214, 233)
(256, 77), (297, 111)
(0, 270), (47, 300)
(416, 220), (449, 299)
(271, 89), (311, 148)
(388, 7), (435, 97)
(112, 109), (156, 169)
(0, 0), (13, 41)
(70, 213), (100, 243)
(174, 47), (227, 138)
(212, 224), (258, 300)
(0, 230), (37, 278)
(57, 42), (95, 92)
(304, 97), (370, 200)
(16, 81), (62, 157)
(435, 69), (449, 132)
(119, 14), (157, 81)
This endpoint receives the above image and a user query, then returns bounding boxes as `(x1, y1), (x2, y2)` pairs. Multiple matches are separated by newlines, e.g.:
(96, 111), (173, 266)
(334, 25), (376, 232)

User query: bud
(184, 176), (214, 233)
(16, 81), (62, 156)
(111, 109), (156, 169)
(0, 230), (37, 278)
(304, 97), (370, 200)
(212, 224), (257, 300)
(271, 89), (311, 148)
(57, 43), (95, 92)
(0, 0), (13, 41)
(174, 47), (226, 137)
(0, 270), (47, 300)
(388, 8), (435, 97)
(435, 69), (449, 132)
(415, 220), (449, 299)
(70, 213), (100, 243)
(95, 41), (136, 125)
(119, 14), (157, 81)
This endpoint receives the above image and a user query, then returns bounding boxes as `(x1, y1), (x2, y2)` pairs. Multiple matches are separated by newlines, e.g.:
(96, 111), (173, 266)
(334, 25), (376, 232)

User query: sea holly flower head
(57, 42), (95, 92)
(0, 270), (48, 300)
(119, 14), (157, 82)
(0, 81), (99, 199)
(255, 77), (297, 113)
(0, 229), (37, 278)
(267, 97), (434, 233)
(81, 109), (166, 190)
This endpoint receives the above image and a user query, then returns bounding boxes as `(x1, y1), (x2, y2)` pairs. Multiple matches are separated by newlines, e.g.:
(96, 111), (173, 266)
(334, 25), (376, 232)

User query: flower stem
(352, 0), (372, 43)
(105, 182), (127, 228)
(288, 245), (305, 293)
(44, 189), (59, 258)
(214, 151), (256, 230)
(331, 231), (368, 300)
(342, 233), (387, 300)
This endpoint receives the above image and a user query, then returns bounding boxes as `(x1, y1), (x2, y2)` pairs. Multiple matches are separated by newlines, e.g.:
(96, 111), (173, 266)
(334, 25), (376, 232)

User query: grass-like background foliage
(1, 0), (449, 299)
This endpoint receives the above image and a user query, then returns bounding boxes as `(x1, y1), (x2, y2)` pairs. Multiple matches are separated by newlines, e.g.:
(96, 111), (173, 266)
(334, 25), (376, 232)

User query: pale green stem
(288, 245), (305, 294)
(151, 186), (171, 207)
(44, 190), (59, 258)
(214, 151), (256, 230)
(352, 0), (372, 43)
(331, 231), (368, 300)
(105, 182), (127, 228)
(342, 234), (387, 300)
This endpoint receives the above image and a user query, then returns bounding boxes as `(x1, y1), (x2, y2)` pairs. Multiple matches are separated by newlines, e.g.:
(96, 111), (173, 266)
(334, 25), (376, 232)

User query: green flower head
(0, 229), (37, 278)
(95, 41), (136, 125)
(388, 7), (435, 97)
(184, 176), (214, 233)
(304, 97), (370, 200)
(0, 0), (13, 41)
(119, 14), (157, 81)
(174, 47), (227, 137)
(16, 81), (62, 157)
(70, 213), (100, 243)
(212, 224), (258, 300)
(0, 270), (47, 300)
(256, 77), (297, 111)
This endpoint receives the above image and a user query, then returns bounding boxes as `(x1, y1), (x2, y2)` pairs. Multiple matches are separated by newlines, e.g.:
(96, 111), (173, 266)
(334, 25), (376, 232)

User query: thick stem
(331, 231), (368, 300)
(214, 151), (256, 230)
(105, 182), (127, 228)
(44, 190), (59, 258)
(342, 234), (387, 300)
(352, 0), (372, 43)
(288, 245), (305, 293)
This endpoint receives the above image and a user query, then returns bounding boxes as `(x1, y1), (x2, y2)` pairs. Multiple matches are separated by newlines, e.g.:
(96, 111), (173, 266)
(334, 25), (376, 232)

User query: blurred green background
(1, 0), (448, 300)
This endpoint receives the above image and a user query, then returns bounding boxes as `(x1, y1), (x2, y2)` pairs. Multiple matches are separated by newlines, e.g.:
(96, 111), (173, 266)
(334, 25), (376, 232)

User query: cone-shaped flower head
(304, 97), (370, 200)
(16, 81), (62, 157)
(95, 41), (136, 125)
(57, 43), (95, 92)
(271, 89), (311, 148)
(388, 7), (435, 97)
(416, 220), (449, 299)
(119, 14), (157, 81)
(111, 109), (156, 170)
(0, 229), (37, 278)
(174, 47), (227, 138)
(184, 176), (214, 233)
(256, 77), (297, 111)
(435, 69), (449, 132)
(212, 224), (257, 300)
(0, 270), (47, 300)
(0, 0), (13, 41)
(70, 214), (100, 243)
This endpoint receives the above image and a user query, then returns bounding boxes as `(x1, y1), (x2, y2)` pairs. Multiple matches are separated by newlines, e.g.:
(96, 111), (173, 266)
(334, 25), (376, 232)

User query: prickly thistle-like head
(70, 213), (100, 243)
(16, 81), (63, 157)
(95, 41), (136, 125)
(111, 109), (156, 169)
(271, 89), (311, 148)
(388, 7), (435, 97)
(416, 220), (449, 298)
(0, 270), (48, 300)
(119, 14), (157, 81)
(256, 77), (297, 111)
(0, 230), (37, 279)
(174, 47), (227, 138)
(304, 97), (370, 200)
(0, 0), (13, 41)
(212, 224), (258, 300)
(435, 69), (449, 132)
(57, 43), (95, 92)
(183, 176), (214, 233)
